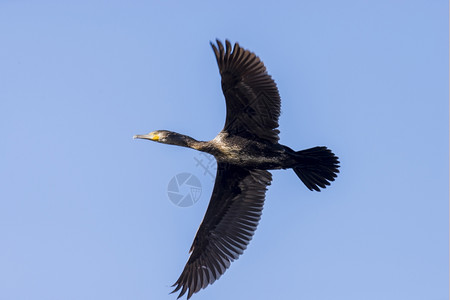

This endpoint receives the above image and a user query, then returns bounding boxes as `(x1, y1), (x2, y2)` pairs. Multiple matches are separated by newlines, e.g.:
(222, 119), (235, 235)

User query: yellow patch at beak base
(150, 134), (159, 141)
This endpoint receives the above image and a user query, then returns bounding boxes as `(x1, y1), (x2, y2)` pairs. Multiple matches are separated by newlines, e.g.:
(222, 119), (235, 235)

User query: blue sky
(0, 1), (448, 299)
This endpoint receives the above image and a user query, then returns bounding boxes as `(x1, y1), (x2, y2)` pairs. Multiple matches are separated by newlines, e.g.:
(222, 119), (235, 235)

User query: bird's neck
(175, 135), (209, 152)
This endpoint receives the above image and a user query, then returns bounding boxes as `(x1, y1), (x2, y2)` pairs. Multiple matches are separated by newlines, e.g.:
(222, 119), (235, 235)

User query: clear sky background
(0, 1), (448, 300)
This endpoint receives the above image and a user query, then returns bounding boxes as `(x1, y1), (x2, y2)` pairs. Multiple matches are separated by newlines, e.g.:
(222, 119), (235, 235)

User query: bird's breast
(208, 134), (286, 169)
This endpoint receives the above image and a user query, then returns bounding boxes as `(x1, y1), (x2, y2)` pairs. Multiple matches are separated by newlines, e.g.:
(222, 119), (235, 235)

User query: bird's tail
(292, 146), (340, 191)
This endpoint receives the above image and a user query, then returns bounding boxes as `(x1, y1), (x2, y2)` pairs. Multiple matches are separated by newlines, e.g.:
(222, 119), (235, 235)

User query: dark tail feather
(292, 146), (340, 192)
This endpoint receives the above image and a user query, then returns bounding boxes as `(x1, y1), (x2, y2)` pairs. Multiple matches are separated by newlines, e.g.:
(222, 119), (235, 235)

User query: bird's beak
(133, 133), (160, 141)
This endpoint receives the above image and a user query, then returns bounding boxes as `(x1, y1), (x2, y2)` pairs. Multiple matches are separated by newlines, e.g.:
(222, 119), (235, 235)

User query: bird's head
(134, 130), (196, 148)
(133, 130), (172, 143)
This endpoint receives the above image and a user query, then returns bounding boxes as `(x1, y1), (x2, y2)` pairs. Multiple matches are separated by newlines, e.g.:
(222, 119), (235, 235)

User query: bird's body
(134, 40), (340, 299)
(195, 132), (292, 169)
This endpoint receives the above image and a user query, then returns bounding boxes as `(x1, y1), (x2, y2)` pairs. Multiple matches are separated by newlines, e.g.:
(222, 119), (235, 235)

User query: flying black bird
(134, 40), (339, 299)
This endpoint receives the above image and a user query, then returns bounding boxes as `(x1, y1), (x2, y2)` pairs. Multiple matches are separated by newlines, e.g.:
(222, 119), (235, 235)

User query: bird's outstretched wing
(171, 163), (272, 299)
(211, 40), (281, 144)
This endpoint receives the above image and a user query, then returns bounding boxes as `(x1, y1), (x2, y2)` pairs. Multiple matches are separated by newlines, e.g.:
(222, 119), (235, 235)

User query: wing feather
(211, 39), (281, 144)
(171, 163), (272, 299)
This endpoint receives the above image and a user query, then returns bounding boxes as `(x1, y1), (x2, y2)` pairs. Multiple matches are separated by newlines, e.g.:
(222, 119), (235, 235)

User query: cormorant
(134, 40), (339, 299)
